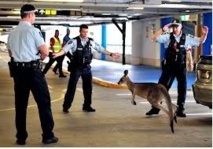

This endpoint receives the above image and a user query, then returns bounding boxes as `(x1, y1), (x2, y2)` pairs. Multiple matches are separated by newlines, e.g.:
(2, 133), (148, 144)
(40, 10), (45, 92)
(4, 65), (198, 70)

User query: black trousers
(63, 66), (92, 110)
(158, 63), (187, 109)
(43, 52), (64, 76)
(13, 66), (55, 140)
(53, 55), (65, 75)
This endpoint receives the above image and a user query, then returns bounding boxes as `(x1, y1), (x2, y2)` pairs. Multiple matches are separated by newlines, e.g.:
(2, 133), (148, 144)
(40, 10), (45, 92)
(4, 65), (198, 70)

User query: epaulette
(67, 39), (73, 44)
(161, 32), (169, 35)
(187, 34), (195, 38)
(88, 37), (94, 41)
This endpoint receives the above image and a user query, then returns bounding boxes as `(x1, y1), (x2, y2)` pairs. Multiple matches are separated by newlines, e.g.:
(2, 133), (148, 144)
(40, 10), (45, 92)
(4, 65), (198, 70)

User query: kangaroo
(117, 70), (177, 133)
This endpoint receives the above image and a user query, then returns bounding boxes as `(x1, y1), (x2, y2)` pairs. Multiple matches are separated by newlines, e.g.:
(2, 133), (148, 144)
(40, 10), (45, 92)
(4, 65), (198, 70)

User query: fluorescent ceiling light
(35, 0), (84, 2)
(127, 6), (144, 10)
(166, 0), (181, 2)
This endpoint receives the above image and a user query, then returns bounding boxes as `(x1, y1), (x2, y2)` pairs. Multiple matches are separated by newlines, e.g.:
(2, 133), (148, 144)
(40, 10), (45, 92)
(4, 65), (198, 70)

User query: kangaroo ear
(124, 70), (128, 75)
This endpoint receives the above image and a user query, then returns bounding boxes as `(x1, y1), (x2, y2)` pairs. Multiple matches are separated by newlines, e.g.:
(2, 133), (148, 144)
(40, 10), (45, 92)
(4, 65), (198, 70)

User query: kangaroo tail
(161, 86), (174, 133)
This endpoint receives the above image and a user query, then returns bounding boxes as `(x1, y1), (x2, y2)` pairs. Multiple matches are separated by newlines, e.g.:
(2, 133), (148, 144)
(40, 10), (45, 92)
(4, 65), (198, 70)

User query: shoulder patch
(67, 39), (73, 44)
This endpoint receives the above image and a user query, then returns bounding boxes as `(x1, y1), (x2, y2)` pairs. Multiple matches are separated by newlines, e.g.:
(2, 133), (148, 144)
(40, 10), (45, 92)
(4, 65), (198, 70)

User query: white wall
(141, 19), (161, 67)
(1, 20), (162, 67)
(131, 20), (143, 64)
(131, 19), (161, 67)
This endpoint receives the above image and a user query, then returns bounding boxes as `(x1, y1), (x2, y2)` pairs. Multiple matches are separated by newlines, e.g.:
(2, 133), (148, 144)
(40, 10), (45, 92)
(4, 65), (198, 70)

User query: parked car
(192, 55), (212, 109)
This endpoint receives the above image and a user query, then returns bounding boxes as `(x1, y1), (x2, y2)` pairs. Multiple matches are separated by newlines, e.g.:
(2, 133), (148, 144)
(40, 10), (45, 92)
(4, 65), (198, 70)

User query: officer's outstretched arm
(102, 50), (120, 59)
(52, 49), (65, 59)
(39, 44), (49, 60)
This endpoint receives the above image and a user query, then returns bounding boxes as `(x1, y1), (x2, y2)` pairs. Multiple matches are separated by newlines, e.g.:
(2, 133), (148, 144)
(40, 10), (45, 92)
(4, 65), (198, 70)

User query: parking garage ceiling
(0, 0), (212, 34)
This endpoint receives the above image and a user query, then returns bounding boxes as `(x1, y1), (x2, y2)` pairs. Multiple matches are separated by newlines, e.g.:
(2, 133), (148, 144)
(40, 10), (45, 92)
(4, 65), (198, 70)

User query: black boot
(59, 74), (66, 78)
(176, 105), (186, 117)
(82, 105), (96, 112)
(146, 107), (160, 115)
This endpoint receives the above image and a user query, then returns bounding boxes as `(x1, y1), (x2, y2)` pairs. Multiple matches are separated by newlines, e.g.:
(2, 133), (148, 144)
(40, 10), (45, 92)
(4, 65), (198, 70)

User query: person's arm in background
(62, 36), (67, 47)
(50, 37), (55, 52)
(91, 40), (120, 59)
(186, 26), (209, 48)
(186, 47), (194, 72)
(199, 26), (208, 44)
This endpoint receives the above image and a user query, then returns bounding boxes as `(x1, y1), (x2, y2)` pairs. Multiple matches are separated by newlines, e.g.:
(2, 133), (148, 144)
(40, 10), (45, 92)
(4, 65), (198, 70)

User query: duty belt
(12, 60), (40, 68)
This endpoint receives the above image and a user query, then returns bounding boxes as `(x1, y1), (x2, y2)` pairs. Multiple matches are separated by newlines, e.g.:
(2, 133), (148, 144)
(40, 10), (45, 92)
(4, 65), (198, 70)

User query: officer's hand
(201, 26), (208, 35)
(162, 23), (172, 32)
(111, 53), (120, 59)
(52, 53), (58, 59)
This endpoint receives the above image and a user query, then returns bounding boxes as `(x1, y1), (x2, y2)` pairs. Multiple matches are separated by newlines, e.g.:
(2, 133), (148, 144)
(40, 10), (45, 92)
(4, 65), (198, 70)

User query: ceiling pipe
(0, 1), (211, 9)
(0, 10), (190, 15)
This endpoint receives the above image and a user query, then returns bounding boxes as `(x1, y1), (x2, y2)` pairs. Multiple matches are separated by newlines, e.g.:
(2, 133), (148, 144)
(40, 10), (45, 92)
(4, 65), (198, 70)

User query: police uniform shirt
(7, 21), (45, 62)
(156, 32), (200, 49)
(62, 37), (105, 54)
(63, 34), (71, 45)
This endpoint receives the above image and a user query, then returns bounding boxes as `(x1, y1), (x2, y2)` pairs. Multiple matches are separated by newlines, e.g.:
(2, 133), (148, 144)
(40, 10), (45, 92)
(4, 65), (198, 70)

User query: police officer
(147, 18), (209, 117)
(43, 30), (66, 77)
(53, 24), (120, 113)
(7, 4), (58, 145)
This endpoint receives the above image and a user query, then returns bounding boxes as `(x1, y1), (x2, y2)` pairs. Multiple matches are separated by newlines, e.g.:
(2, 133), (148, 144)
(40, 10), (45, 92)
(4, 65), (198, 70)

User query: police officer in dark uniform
(7, 4), (58, 145)
(147, 18), (209, 117)
(53, 24), (120, 113)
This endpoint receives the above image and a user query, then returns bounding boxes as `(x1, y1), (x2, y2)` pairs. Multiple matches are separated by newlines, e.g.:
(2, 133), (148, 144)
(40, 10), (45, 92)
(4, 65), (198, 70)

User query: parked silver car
(192, 55), (212, 109)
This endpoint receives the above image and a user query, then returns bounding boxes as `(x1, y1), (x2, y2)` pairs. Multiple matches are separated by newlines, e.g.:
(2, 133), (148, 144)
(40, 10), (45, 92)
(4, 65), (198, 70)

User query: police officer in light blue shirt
(7, 4), (58, 145)
(62, 36), (106, 54)
(53, 24), (120, 113)
(146, 18), (209, 117)
(157, 30), (201, 49)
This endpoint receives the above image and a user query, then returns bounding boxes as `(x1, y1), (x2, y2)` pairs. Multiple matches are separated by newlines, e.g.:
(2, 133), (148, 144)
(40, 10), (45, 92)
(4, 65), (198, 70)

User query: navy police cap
(20, 4), (36, 14)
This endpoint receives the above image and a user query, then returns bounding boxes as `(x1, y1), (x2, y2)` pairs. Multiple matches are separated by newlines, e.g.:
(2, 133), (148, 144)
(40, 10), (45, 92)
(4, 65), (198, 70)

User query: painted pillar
(101, 24), (107, 60)
(160, 17), (173, 61)
(202, 12), (212, 55)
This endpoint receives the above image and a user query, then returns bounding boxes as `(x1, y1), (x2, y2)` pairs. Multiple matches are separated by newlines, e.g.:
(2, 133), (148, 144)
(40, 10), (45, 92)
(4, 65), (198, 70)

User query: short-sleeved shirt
(63, 34), (71, 45)
(7, 21), (45, 62)
(62, 36), (105, 54)
(156, 31), (200, 49)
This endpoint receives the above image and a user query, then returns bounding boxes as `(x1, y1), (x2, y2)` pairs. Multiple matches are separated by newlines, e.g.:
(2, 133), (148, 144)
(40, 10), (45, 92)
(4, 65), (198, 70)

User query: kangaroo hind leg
(147, 88), (170, 116)
(131, 91), (137, 105)
(172, 104), (178, 123)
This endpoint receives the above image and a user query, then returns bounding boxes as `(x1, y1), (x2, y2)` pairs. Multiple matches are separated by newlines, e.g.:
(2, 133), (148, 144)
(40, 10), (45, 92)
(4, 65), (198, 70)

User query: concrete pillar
(101, 24), (107, 60)
(131, 20), (142, 65)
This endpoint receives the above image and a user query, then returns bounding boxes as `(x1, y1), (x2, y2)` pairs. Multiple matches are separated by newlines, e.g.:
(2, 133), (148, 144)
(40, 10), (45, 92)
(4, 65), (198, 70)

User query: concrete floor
(0, 51), (212, 147)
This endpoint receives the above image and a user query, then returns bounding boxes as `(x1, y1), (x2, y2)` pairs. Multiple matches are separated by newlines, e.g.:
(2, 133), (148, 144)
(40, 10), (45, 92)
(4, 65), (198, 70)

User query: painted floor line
(139, 100), (196, 104)
(186, 112), (212, 116)
(0, 94), (64, 112)
(0, 56), (8, 63)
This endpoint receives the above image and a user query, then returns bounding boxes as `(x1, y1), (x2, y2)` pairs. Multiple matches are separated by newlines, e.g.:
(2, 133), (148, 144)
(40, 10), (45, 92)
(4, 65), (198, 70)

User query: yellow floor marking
(0, 94), (64, 112)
